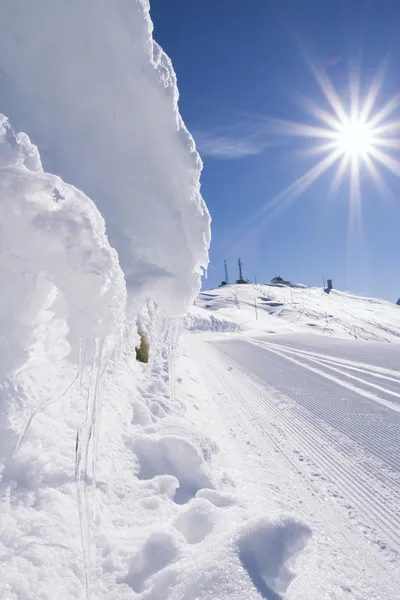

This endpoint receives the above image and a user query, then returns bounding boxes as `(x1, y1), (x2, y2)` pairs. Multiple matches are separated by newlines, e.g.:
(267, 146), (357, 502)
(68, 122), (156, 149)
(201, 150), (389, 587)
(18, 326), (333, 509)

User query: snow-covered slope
(181, 282), (400, 599)
(193, 283), (400, 342)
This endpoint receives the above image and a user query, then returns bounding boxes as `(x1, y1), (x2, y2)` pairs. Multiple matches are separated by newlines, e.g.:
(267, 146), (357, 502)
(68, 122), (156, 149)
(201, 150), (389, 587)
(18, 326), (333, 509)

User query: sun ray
(305, 56), (349, 124)
(301, 98), (343, 131)
(329, 153), (350, 197)
(349, 61), (361, 122)
(227, 148), (343, 252)
(371, 121), (400, 136)
(301, 141), (341, 158)
(362, 152), (392, 199)
(349, 155), (362, 231)
(374, 137), (400, 150)
(367, 93), (400, 128)
(265, 117), (336, 140)
(369, 146), (400, 176)
(359, 64), (386, 123)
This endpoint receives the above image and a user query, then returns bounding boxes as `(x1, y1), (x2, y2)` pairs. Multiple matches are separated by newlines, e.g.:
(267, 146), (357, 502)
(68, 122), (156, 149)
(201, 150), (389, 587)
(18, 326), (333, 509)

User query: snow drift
(0, 0), (210, 315)
(0, 118), (126, 462)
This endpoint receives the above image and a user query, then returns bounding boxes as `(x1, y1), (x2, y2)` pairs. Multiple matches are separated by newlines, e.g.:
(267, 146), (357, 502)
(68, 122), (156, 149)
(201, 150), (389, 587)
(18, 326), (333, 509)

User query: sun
(248, 60), (400, 234)
(335, 119), (375, 158)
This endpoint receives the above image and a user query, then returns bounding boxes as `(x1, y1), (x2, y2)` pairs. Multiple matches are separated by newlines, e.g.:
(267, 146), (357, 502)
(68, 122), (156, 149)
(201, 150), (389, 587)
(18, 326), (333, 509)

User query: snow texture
(179, 283), (400, 599)
(0, 0), (210, 315)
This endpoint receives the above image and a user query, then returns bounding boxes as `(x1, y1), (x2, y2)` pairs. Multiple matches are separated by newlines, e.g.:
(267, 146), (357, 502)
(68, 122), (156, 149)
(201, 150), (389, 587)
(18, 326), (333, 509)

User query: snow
(0, 0), (210, 315)
(2, 0), (398, 596)
(179, 283), (400, 598)
(186, 305), (240, 333)
(193, 282), (400, 341)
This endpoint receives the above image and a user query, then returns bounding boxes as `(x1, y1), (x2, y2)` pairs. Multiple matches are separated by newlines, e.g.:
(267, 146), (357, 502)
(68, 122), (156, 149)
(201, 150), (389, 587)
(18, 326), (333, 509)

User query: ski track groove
(247, 341), (400, 473)
(210, 342), (400, 557)
(231, 369), (400, 555)
(258, 347), (400, 476)
(254, 341), (400, 413)
(265, 342), (400, 394)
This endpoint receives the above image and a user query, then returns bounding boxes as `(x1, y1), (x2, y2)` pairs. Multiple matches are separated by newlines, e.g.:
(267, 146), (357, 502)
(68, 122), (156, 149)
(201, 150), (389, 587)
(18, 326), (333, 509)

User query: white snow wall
(0, 0), (210, 315)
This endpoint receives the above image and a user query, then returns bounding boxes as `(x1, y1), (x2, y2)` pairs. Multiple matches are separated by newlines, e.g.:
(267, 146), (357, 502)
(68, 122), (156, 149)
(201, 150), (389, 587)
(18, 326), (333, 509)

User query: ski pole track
(252, 340), (400, 414)
(264, 342), (400, 389)
(203, 353), (329, 503)
(235, 373), (400, 555)
(216, 340), (400, 480)
(210, 346), (400, 556)
(260, 342), (400, 403)
(272, 336), (400, 371)
(241, 341), (400, 472)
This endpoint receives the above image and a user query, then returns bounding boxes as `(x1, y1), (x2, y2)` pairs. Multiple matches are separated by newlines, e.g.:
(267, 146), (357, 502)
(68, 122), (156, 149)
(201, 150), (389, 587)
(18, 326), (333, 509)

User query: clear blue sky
(150, 0), (400, 301)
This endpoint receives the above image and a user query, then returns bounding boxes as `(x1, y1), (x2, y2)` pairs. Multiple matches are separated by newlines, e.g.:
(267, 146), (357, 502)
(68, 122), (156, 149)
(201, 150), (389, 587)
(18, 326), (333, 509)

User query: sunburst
(234, 62), (400, 248)
(266, 60), (400, 228)
(225, 60), (400, 256)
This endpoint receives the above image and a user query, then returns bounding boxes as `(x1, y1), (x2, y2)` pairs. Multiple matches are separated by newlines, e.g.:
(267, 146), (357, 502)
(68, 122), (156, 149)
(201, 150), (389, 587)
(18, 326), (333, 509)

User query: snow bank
(0, 118), (125, 454)
(186, 306), (240, 333)
(0, 117), (126, 374)
(0, 116), (127, 596)
(0, 0), (210, 315)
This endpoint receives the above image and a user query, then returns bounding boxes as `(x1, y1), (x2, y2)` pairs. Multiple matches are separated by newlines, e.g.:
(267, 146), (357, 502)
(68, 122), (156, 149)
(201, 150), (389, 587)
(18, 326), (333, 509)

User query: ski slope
(180, 284), (400, 598)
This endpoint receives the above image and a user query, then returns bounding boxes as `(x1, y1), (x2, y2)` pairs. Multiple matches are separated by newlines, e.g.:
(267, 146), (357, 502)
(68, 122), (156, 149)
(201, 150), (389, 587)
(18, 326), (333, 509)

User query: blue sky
(150, 0), (400, 301)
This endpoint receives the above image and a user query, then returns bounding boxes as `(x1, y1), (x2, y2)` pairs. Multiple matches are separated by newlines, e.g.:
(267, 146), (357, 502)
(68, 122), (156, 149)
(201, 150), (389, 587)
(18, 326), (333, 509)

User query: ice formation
(0, 0), (211, 315)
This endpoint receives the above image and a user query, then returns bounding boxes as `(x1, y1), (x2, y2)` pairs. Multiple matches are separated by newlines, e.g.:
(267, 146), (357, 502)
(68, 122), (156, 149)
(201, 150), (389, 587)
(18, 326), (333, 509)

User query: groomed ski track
(186, 333), (400, 599)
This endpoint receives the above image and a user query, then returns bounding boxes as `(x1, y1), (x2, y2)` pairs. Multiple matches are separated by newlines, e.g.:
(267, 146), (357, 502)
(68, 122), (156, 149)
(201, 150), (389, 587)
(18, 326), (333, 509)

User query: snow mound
(121, 529), (182, 594)
(0, 117), (126, 465)
(134, 515), (311, 600)
(0, 117), (125, 368)
(236, 517), (311, 599)
(132, 432), (214, 505)
(0, 0), (210, 315)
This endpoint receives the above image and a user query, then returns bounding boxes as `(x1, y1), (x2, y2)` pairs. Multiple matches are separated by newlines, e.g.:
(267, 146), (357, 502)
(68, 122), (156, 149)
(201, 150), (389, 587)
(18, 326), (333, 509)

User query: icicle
(75, 336), (90, 600)
(113, 331), (123, 384)
(76, 336), (106, 600)
(148, 305), (164, 371)
(166, 317), (183, 407)
(14, 371), (78, 456)
(91, 347), (109, 521)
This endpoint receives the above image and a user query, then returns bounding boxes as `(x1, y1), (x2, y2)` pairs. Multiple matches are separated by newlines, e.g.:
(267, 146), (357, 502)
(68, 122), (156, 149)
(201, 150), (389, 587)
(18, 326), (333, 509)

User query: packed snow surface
(182, 283), (400, 598)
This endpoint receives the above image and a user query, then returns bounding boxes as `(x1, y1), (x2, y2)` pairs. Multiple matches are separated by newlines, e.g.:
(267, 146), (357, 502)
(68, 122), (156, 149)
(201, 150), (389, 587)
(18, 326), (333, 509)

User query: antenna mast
(224, 259), (229, 284)
(238, 257), (244, 281)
